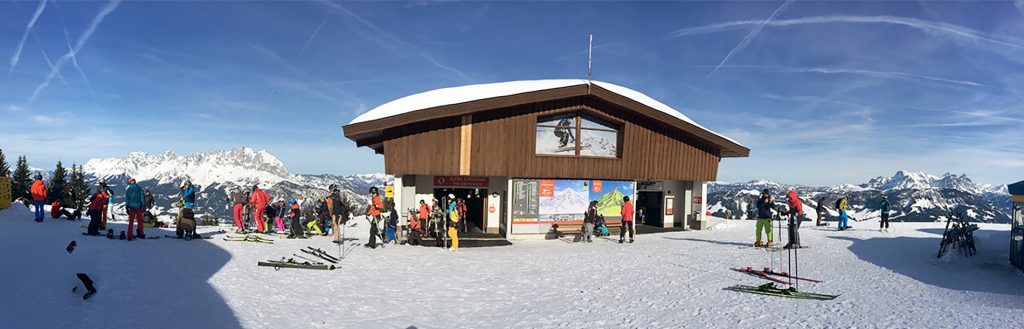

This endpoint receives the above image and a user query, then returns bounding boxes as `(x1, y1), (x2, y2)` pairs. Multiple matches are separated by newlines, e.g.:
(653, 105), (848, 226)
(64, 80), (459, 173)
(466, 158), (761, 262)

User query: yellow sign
(0, 177), (10, 210)
(1013, 195), (1024, 203)
(385, 186), (394, 198)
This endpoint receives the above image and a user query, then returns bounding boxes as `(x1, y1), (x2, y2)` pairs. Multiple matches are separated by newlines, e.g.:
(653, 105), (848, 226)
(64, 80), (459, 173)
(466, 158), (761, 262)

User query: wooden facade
(378, 96), (727, 181)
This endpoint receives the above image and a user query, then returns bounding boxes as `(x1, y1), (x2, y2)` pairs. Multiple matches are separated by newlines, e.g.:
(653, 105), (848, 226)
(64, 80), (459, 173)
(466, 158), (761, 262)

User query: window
(536, 113), (620, 158)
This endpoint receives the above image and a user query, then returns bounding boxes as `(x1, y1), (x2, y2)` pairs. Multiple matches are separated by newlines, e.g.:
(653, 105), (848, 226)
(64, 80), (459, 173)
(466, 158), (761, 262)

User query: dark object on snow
(119, 231), (126, 240)
(66, 240), (77, 254)
(74, 273), (98, 300)
(937, 211), (978, 258)
(725, 283), (838, 300)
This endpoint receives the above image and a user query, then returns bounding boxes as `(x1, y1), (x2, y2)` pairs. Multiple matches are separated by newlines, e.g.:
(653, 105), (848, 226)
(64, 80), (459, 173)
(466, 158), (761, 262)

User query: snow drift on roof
(348, 79), (744, 147)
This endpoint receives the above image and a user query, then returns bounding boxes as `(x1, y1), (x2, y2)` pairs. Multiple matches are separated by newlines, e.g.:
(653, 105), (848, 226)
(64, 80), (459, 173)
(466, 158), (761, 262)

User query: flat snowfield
(1, 207), (1022, 329)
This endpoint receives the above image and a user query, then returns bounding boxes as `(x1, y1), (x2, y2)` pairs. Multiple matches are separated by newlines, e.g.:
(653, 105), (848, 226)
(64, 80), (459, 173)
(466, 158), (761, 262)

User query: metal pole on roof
(587, 34), (593, 94)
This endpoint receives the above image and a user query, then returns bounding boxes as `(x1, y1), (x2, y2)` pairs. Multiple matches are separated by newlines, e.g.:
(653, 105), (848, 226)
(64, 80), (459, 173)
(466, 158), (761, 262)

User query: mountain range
(708, 171), (1012, 223)
(76, 148), (387, 222)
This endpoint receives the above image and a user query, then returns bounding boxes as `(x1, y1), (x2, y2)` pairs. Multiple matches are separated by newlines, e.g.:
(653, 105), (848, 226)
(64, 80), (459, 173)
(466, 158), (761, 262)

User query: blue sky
(2, 0), (1023, 186)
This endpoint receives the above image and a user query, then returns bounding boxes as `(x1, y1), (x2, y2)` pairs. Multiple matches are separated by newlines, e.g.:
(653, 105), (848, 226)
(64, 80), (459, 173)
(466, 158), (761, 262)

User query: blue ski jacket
(125, 183), (145, 209)
(183, 186), (197, 208)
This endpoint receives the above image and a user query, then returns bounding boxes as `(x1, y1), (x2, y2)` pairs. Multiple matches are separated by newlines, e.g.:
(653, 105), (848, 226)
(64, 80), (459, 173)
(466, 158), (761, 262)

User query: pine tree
(68, 164), (89, 210)
(12, 156), (31, 201)
(0, 148), (9, 178)
(49, 161), (69, 205)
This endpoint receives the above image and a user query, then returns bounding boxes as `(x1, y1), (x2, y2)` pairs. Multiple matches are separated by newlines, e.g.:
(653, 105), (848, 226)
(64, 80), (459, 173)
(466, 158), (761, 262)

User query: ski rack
(937, 211), (979, 258)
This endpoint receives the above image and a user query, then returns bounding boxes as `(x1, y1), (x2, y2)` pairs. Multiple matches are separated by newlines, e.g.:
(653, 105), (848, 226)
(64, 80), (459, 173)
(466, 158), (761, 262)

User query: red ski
(730, 267), (789, 284)
(762, 268), (823, 283)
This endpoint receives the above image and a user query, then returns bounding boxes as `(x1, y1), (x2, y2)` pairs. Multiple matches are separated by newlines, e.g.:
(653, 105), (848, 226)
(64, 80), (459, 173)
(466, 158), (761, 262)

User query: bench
(551, 222), (623, 238)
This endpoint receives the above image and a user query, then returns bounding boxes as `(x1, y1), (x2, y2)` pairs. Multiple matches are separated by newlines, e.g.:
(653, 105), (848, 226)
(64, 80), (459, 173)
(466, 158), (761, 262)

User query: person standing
(784, 190), (804, 249)
(582, 201), (597, 243)
(30, 174), (47, 222)
(620, 196), (635, 243)
(448, 206), (460, 251)
(365, 187), (384, 248)
(754, 189), (775, 247)
(249, 185), (270, 233)
(287, 199), (304, 238)
(229, 187), (247, 233)
(838, 195), (850, 230)
(328, 185), (348, 244)
(273, 200), (287, 233)
(879, 196), (892, 232)
(387, 204), (399, 245)
(816, 197), (826, 226)
(125, 178), (146, 240)
(430, 198), (444, 247)
(457, 198), (468, 232)
(85, 184), (110, 235)
(418, 200), (430, 234)
(746, 198), (757, 220)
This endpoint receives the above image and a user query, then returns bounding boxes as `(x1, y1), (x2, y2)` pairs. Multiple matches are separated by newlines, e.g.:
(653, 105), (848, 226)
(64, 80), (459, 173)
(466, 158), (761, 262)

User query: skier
(879, 196), (892, 232)
(229, 187), (248, 233)
(327, 184), (348, 244)
(457, 198), (468, 232)
(249, 185), (270, 233)
(144, 189), (156, 227)
(554, 116), (575, 148)
(754, 189), (775, 247)
(620, 196), (635, 243)
(430, 198), (444, 247)
(66, 241), (97, 300)
(387, 203), (399, 245)
(125, 178), (147, 240)
(448, 205), (460, 251)
(181, 181), (198, 209)
(417, 200), (430, 236)
(783, 190), (804, 249)
(85, 184), (111, 235)
(30, 173), (46, 222)
(837, 195), (850, 230)
(305, 202), (325, 236)
(408, 208), (423, 246)
(106, 184), (116, 224)
(287, 199), (305, 238)
(365, 187), (384, 248)
(746, 198), (757, 220)
(582, 201), (597, 243)
(274, 199), (287, 233)
(815, 197), (826, 226)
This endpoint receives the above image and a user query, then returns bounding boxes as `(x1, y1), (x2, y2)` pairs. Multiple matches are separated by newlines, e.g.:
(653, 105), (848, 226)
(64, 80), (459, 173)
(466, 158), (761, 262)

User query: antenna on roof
(587, 34), (593, 94)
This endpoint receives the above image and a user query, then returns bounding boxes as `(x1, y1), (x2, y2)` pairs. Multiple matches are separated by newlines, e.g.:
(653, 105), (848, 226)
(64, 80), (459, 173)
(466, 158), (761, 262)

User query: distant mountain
(541, 188), (589, 214)
(595, 189), (626, 217)
(78, 148), (388, 222)
(709, 171), (1011, 223)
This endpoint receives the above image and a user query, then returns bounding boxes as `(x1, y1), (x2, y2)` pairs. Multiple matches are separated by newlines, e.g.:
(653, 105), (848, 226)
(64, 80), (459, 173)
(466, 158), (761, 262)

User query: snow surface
(349, 79), (744, 147)
(2, 206), (1023, 328)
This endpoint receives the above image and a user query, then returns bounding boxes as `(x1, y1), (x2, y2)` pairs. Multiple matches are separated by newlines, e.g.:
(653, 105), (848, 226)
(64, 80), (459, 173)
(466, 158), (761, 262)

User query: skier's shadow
(831, 233), (1024, 307)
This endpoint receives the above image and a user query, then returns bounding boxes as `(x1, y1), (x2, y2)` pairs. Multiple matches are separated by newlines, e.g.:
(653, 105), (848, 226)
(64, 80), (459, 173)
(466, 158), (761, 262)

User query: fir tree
(12, 156), (31, 201)
(68, 164), (89, 210)
(49, 161), (69, 205)
(0, 148), (9, 178)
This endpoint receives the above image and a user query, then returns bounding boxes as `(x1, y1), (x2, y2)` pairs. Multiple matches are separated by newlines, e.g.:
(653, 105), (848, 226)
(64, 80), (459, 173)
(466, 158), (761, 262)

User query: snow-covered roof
(348, 79), (744, 148)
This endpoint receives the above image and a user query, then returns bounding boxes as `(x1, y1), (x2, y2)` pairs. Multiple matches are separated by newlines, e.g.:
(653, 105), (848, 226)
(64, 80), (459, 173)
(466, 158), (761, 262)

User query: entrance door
(637, 191), (664, 226)
(1012, 203), (1024, 270)
(434, 188), (487, 231)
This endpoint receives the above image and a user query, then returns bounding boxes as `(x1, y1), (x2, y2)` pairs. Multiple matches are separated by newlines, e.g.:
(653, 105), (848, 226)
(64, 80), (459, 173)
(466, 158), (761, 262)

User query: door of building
(434, 188), (487, 231)
(637, 191), (663, 226)
(1012, 202), (1024, 271)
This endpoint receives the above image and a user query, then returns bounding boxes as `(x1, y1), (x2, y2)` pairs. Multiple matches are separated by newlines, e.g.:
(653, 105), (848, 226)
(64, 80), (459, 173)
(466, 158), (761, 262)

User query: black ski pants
(86, 209), (102, 235)
(881, 213), (890, 229)
(368, 216), (380, 247)
(787, 214), (801, 246)
(620, 221), (634, 241)
(76, 273), (96, 293)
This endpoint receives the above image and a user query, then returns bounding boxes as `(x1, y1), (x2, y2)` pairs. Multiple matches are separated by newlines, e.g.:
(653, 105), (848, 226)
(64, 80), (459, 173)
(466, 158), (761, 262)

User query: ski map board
(258, 260), (335, 271)
(725, 284), (839, 301)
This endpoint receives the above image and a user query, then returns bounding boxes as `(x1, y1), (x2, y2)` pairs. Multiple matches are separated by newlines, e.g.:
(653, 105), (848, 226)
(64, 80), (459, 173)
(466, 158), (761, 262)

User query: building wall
(382, 98), (722, 182)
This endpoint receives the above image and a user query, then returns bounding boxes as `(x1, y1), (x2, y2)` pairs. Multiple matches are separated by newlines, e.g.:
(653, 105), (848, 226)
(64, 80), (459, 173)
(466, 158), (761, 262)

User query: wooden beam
(460, 115), (472, 175)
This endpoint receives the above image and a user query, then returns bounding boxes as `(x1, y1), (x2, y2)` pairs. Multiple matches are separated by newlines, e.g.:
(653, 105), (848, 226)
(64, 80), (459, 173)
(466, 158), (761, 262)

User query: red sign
(433, 176), (489, 188)
(692, 196), (702, 204)
(489, 205), (496, 213)
(591, 180), (603, 193)
(539, 180), (555, 197)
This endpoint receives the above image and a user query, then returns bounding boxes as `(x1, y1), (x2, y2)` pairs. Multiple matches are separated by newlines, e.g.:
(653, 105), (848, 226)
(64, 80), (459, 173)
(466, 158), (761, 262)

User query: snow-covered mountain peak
(83, 147), (293, 187)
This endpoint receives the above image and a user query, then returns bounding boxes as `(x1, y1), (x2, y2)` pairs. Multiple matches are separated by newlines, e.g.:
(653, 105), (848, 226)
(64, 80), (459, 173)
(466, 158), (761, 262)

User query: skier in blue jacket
(125, 178), (146, 240)
(879, 196), (892, 232)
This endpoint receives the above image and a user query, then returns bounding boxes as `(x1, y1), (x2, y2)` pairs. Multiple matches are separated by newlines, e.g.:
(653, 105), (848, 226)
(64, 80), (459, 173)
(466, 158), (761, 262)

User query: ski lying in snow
(305, 246), (340, 262)
(300, 249), (339, 264)
(730, 268), (790, 284)
(165, 235), (213, 240)
(72, 286), (96, 300)
(737, 267), (822, 283)
(725, 284), (839, 300)
(224, 236), (274, 244)
(291, 254), (326, 265)
(258, 260), (335, 270)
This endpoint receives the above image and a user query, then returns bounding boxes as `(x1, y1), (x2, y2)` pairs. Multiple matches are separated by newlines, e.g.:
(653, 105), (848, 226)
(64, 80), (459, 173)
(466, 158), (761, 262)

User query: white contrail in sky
(294, 16), (328, 62)
(10, 0), (48, 75)
(33, 35), (68, 87)
(706, 0), (793, 79)
(671, 15), (1024, 51)
(65, 29), (95, 96)
(31, 0), (119, 102)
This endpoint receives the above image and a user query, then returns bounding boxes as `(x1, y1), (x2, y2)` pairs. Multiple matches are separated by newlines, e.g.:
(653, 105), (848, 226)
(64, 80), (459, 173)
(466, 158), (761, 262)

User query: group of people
(362, 189), (480, 251)
(226, 184), (352, 242)
(21, 173), (157, 241)
(577, 196), (636, 243)
(751, 189), (899, 248)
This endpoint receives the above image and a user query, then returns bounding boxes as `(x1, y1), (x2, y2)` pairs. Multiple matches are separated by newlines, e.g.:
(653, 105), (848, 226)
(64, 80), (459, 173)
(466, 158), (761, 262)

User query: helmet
(761, 189), (771, 195)
(328, 183), (338, 191)
(369, 187), (378, 194)
(34, 173), (42, 180)
(289, 199), (297, 205)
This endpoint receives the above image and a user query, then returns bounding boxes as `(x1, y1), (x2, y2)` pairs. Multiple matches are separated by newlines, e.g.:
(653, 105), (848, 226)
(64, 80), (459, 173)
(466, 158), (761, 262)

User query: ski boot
(753, 241), (763, 247)
(765, 241), (775, 248)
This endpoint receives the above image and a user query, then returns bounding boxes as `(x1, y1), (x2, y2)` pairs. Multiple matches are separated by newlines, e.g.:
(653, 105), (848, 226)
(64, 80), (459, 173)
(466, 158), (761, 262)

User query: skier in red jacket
(249, 185), (271, 233)
(784, 190), (804, 249)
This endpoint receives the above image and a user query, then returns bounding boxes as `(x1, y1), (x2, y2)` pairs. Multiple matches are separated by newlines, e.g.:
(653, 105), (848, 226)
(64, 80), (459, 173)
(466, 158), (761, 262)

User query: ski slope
(0, 206), (1022, 328)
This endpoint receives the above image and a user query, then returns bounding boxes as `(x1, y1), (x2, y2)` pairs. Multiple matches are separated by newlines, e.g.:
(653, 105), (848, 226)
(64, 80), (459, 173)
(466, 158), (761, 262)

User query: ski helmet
(369, 187), (378, 194)
(34, 173), (42, 180)
(289, 199), (297, 205)
(328, 183), (338, 191)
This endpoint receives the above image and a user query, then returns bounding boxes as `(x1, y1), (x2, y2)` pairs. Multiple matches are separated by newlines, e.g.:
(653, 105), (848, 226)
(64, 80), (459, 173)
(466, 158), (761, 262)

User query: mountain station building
(342, 80), (749, 239)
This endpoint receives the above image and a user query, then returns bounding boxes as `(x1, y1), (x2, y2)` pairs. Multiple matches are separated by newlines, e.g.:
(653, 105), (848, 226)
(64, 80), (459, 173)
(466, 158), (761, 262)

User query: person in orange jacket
(620, 196), (635, 243)
(31, 174), (47, 222)
(417, 200), (430, 234)
(249, 185), (271, 233)
(365, 187), (384, 248)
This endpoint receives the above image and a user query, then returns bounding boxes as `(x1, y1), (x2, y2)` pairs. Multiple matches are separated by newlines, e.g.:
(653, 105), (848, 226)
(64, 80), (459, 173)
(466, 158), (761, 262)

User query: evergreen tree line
(1, 149), (89, 210)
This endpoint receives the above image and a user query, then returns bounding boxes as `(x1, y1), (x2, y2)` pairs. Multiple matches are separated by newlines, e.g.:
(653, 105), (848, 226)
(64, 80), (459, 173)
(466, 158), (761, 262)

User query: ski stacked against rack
(301, 247), (339, 264)
(725, 283), (839, 301)
(258, 258), (335, 270)
(224, 235), (274, 244)
(733, 266), (823, 283)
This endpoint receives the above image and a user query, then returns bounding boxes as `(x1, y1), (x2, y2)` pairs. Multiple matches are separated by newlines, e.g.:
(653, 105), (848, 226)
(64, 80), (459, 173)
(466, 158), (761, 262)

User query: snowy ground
(1, 206), (1023, 328)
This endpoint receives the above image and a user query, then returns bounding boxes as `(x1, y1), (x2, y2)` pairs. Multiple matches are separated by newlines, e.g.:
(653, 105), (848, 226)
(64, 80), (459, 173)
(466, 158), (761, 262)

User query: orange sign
(539, 180), (555, 197)
(591, 180), (603, 193)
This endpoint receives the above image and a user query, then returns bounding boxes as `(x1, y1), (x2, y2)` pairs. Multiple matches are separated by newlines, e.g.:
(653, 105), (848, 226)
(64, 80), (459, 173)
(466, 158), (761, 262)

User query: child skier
(274, 200), (287, 233)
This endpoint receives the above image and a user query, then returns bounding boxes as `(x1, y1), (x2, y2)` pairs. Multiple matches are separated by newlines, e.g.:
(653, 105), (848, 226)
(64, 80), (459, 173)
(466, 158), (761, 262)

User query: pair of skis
(725, 283), (838, 301)
(258, 258), (335, 271)
(223, 235), (274, 244)
(300, 246), (339, 264)
(730, 267), (822, 284)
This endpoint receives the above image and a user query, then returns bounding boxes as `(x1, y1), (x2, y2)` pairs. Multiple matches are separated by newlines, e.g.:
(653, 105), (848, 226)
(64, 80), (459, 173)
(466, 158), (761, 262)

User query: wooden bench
(551, 222), (623, 238)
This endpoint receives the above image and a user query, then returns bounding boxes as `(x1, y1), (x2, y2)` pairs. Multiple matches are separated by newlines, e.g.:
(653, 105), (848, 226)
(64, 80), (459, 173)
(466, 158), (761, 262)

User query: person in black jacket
(287, 199), (304, 239)
(754, 189), (775, 247)
(816, 197), (827, 226)
(328, 185), (348, 244)
(387, 205), (399, 245)
(582, 201), (597, 243)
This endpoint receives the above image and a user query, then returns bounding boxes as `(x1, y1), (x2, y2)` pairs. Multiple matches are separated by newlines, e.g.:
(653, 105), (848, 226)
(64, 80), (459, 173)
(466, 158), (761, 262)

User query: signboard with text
(434, 176), (489, 188)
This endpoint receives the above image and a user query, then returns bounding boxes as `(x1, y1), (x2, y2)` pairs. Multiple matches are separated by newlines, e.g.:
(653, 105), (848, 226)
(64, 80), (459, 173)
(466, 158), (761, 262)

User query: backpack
(882, 200), (890, 212)
(834, 198), (842, 209)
